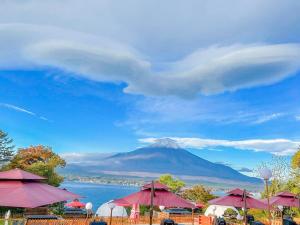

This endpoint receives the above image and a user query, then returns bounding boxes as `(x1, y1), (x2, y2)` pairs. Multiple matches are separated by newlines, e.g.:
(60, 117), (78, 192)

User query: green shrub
(224, 208), (238, 218)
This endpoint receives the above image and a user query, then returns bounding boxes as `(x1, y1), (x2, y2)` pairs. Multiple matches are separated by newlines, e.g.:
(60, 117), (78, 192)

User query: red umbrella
(209, 188), (267, 225)
(141, 182), (169, 190)
(209, 188), (267, 209)
(65, 200), (86, 208)
(114, 181), (194, 225)
(195, 202), (205, 208)
(113, 182), (194, 208)
(0, 169), (80, 208)
(115, 202), (132, 207)
(269, 192), (300, 207)
(0, 169), (46, 180)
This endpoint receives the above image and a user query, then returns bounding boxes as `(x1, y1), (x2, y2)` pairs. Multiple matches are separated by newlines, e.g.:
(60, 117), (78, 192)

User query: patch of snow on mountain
(150, 138), (181, 149)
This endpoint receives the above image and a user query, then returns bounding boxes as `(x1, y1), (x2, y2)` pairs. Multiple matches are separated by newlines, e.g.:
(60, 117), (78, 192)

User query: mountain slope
(105, 146), (259, 183)
(62, 139), (260, 184)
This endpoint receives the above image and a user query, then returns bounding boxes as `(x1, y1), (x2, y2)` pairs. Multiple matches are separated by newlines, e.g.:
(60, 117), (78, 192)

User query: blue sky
(0, 0), (300, 173)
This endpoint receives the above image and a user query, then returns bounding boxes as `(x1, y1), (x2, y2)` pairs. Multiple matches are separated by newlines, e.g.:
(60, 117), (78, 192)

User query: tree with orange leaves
(5, 145), (66, 186)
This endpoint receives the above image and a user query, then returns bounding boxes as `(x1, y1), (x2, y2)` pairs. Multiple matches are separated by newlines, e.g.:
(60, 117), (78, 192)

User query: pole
(281, 208), (283, 225)
(109, 208), (113, 225)
(122, 208), (124, 225)
(265, 179), (272, 225)
(192, 208), (194, 225)
(149, 180), (154, 225)
(298, 194), (300, 211)
(243, 189), (247, 225)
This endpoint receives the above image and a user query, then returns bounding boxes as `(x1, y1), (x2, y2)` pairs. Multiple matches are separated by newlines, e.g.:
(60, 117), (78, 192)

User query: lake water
(61, 181), (226, 211)
(61, 181), (138, 210)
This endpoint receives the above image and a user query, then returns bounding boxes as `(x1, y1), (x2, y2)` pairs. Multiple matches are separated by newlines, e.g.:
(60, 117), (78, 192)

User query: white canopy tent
(205, 205), (243, 220)
(96, 201), (128, 217)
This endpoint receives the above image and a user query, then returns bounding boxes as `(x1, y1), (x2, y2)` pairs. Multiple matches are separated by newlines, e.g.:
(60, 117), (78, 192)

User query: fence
(26, 216), (194, 225)
(1, 216), (294, 225)
(0, 215), (196, 225)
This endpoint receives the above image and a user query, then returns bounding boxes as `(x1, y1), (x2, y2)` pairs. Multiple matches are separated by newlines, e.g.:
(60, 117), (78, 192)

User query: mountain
(62, 139), (260, 185)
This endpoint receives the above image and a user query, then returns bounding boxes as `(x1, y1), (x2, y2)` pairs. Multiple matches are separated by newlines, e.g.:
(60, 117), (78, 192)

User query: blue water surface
(61, 181), (138, 210)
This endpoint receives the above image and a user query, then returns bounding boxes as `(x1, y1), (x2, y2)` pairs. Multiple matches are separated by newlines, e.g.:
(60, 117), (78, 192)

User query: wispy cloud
(215, 161), (232, 167)
(39, 116), (50, 121)
(0, 103), (49, 121)
(238, 167), (253, 173)
(61, 152), (113, 164)
(121, 96), (293, 129)
(140, 137), (300, 155)
(0, 103), (36, 116)
(296, 116), (300, 121)
(253, 113), (284, 124)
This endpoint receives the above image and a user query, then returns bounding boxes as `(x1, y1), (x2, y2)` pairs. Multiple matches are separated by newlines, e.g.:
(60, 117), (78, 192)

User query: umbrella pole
(281, 209), (283, 225)
(192, 208), (194, 225)
(109, 208), (113, 225)
(243, 189), (247, 225)
(149, 180), (154, 225)
(265, 179), (272, 225)
(298, 194), (300, 212)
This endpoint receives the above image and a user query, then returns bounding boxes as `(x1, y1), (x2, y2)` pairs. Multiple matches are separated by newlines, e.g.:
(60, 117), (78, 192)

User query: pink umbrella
(130, 203), (140, 223)
(269, 192), (300, 207)
(0, 168), (80, 208)
(142, 182), (169, 190)
(0, 169), (46, 180)
(209, 188), (267, 225)
(209, 188), (267, 209)
(114, 181), (194, 225)
(113, 182), (194, 208)
(65, 200), (86, 208)
(195, 202), (205, 208)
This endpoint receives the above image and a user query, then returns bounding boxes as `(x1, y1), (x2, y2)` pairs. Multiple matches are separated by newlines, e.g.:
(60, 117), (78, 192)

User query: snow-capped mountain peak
(150, 138), (181, 149)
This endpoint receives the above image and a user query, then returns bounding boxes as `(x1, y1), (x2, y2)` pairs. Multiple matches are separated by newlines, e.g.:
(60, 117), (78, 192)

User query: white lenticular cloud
(128, 44), (300, 97)
(0, 24), (300, 98)
(140, 137), (300, 155)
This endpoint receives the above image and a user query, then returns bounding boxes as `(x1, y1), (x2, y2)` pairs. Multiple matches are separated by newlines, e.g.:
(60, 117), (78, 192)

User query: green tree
(261, 179), (286, 198)
(291, 147), (300, 170)
(182, 184), (215, 204)
(256, 156), (290, 198)
(254, 149), (300, 220)
(0, 130), (14, 167)
(223, 208), (238, 219)
(5, 145), (66, 186)
(256, 149), (300, 200)
(285, 179), (300, 195)
(287, 147), (300, 195)
(158, 174), (185, 193)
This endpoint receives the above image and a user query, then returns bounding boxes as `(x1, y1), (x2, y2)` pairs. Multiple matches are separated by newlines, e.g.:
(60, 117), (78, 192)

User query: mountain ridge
(105, 146), (259, 183)
(62, 140), (260, 185)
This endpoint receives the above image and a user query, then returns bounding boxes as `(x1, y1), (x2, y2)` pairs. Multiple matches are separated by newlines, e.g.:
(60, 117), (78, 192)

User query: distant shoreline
(63, 175), (261, 194)
(61, 180), (229, 200)
(63, 179), (142, 187)
(63, 175), (146, 187)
